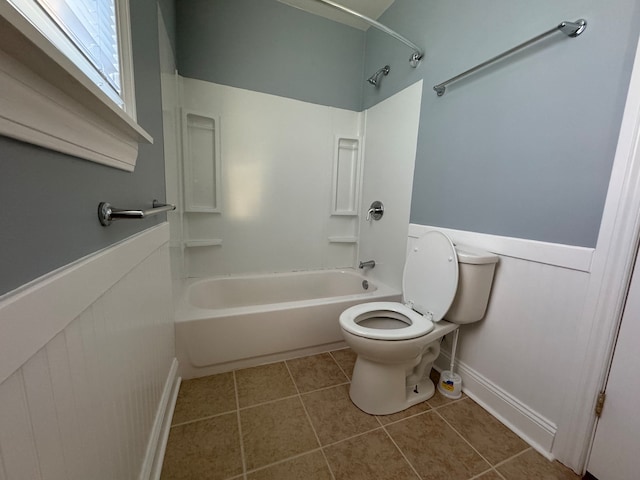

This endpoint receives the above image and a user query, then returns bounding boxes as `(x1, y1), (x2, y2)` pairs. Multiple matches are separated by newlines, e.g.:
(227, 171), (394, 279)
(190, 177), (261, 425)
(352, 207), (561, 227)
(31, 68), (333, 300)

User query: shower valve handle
(366, 201), (384, 221)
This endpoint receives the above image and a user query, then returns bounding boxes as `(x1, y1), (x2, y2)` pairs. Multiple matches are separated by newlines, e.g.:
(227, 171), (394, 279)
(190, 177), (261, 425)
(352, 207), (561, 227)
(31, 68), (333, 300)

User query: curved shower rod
(313, 0), (423, 67)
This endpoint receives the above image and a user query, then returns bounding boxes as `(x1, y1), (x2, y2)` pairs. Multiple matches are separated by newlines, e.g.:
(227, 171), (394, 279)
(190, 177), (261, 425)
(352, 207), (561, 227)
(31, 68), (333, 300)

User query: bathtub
(174, 269), (400, 378)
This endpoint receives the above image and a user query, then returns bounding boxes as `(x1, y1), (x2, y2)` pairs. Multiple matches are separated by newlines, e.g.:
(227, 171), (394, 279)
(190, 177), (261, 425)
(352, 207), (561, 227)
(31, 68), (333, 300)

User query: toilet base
(349, 355), (437, 415)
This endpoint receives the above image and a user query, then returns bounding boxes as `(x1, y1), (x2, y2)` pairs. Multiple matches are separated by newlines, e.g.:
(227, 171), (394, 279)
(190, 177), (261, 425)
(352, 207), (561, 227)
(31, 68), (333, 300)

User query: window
(7, 0), (134, 115)
(0, 0), (150, 170)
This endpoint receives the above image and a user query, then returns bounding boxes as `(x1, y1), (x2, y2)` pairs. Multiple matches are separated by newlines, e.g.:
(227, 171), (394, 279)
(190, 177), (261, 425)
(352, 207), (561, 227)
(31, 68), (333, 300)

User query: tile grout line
(238, 380), (352, 411)
(467, 467), (502, 480)
(490, 447), (534, 470)
(322, 351), (351, 384)
(328, 350), (353, 382)
(224, 474), (245, 480)
(170, 408), (238, 428)
(428, 394), (468, 412)
(375, 406), (433, 427)
(243, 446), (326, 476)
(493, 467), (509, 480)
(432, 406), (497, 469)
(232, 371), (248, 480)
(435, 400), (532, 474)
(283, 360), (337, 480)
(380, 425), (424, 480)
(238, 392), (300, 411)
(321, 424), (385, 449)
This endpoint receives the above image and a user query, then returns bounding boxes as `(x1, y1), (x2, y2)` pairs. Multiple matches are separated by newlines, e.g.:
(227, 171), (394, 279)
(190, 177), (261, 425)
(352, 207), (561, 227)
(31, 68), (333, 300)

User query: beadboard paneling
(0, 228), (175, 480)
(0, 371), (42, 479)
(421, 225), (591, 457)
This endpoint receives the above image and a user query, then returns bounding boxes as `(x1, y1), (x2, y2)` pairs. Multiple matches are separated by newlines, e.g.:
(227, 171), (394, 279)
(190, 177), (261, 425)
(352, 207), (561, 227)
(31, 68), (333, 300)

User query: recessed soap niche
(331, 136), (361, 216)
(181, 109), (223, 250)
(328, 136), (361, 248)
(182, 109), (222, 213)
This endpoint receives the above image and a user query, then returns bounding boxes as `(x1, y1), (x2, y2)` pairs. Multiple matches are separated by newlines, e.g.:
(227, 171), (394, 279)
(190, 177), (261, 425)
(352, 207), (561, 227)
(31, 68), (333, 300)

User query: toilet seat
(340, 231), (459, 342)
(340, 302), (435, 340)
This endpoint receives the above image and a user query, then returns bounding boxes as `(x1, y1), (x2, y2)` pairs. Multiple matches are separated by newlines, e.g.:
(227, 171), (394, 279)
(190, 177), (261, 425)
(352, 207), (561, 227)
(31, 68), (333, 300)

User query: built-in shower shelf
(184, 239), (223, 248)
(328, 236), (358, 244)
(331, 136), (361, 216)
(330, 212), (358, 217)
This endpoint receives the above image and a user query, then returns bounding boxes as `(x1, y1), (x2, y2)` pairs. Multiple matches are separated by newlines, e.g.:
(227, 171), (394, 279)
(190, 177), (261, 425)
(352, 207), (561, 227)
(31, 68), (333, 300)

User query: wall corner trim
(0, 223), (170, 384)
(141, 359), (180, 480)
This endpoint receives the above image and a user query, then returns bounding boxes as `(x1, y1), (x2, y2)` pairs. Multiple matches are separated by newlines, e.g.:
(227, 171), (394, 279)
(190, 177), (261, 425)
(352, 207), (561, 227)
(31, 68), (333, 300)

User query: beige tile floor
(161, 348), (580, 480)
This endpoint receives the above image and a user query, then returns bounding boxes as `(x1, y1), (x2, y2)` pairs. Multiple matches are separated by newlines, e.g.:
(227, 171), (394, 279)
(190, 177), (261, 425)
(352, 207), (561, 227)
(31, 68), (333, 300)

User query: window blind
(36, 0), (121, 96)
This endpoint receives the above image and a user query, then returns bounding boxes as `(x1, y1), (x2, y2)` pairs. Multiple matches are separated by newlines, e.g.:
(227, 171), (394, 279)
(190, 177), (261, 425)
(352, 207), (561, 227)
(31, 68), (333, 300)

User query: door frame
(551, 33), (640, 473)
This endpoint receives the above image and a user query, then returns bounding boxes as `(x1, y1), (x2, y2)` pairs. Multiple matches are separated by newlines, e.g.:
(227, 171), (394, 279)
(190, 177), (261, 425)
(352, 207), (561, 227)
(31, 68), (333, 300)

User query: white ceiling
(278, 0), (395, 30)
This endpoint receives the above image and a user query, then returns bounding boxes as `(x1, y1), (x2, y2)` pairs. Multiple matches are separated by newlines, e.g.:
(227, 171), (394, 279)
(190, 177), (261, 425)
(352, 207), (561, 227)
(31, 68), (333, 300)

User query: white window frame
(0, 0), (152, 171)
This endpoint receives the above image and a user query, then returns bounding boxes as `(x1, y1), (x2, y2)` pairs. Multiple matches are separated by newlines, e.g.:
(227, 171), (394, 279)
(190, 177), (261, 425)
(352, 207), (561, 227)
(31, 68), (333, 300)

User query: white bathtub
(175, 269), (400, 378)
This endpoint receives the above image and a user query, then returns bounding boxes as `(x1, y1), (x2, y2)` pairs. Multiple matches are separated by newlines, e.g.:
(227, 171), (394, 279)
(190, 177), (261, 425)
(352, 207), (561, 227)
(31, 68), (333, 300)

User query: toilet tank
(445, 244), (499, 324)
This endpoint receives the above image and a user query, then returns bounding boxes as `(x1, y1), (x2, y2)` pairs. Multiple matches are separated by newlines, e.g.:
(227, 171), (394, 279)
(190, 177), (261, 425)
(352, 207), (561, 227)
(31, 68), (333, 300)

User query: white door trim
(552, 32), (640, 472)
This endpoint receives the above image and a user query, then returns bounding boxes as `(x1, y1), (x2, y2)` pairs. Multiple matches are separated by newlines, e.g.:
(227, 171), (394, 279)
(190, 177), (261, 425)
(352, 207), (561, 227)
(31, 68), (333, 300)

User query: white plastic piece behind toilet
(437, 329), (462, 399)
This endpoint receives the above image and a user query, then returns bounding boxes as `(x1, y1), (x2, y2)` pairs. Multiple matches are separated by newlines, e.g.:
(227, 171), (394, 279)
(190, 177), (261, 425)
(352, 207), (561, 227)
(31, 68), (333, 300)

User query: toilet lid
(403, 231), (458, 322)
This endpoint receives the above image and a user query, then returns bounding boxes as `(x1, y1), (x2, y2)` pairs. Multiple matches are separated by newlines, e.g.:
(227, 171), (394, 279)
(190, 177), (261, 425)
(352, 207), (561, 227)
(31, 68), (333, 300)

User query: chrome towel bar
(433, 19), (587, 96)
(98, 200), (176, 226)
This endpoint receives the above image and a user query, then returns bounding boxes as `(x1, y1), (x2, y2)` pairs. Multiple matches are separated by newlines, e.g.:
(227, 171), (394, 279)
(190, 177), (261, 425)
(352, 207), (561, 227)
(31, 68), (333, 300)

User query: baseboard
(435, 352), (557, 460)
(139, 358), (181, 480)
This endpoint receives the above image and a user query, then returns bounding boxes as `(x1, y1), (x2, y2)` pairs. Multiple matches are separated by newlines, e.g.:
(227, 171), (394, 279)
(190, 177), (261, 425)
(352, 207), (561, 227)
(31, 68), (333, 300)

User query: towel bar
(433, 19), (587, 96)
(98, 200), (176, 226)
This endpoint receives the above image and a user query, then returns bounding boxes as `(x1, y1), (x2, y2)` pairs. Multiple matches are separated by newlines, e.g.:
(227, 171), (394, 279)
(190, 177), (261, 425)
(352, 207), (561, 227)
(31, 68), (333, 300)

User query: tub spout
(359, 260), (376, 269)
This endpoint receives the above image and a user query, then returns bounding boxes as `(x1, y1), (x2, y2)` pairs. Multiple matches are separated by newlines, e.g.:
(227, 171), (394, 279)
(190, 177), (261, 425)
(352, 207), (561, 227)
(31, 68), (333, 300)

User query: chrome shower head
(367, 65), (390, 86)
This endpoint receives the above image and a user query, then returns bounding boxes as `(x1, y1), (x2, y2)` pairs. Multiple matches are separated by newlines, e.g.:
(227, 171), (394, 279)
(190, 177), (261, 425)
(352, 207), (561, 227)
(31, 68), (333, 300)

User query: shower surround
(166, 77), (422, 286)
(170, 77), (362, 279)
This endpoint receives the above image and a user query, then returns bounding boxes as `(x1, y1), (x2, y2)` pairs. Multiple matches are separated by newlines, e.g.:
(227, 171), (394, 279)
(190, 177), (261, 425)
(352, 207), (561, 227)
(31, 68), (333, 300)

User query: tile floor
(161, 348), (580, 480)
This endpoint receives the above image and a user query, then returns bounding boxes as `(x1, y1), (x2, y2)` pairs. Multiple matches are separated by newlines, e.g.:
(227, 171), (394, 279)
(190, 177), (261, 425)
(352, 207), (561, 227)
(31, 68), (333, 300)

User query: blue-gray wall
(177, 0), (640, 247)
(176, 0), (365, 111)
(363, 0), (640, 247)
(0, 0), (169, 295)
(158, 0), (176, 57)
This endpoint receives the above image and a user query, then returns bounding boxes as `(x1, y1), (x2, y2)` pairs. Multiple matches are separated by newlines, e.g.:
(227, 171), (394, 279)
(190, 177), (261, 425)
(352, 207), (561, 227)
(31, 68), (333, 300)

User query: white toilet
(339, 231), (499, 415)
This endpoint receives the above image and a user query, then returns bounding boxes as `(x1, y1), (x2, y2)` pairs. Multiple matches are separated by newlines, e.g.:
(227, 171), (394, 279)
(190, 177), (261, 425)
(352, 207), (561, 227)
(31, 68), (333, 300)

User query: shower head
(367, 65), (390, 86)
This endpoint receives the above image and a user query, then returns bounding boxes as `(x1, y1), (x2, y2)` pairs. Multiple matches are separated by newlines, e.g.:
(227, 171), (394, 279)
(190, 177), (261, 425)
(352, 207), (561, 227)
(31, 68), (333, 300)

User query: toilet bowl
(339, 231), (498, 415)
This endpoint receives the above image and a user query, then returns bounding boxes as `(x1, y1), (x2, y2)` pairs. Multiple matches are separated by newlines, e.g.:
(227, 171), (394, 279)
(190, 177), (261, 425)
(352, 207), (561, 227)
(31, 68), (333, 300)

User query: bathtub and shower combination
(175, 269), (400, 378)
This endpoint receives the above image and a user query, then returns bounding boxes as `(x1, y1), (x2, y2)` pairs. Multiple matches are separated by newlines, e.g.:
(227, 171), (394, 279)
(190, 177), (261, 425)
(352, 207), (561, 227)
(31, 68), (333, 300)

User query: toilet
(339, 231), (499, 415)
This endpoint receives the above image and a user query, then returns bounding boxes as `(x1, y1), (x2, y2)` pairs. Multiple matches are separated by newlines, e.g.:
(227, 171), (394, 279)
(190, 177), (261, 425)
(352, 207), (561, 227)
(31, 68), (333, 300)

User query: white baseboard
(435, 352), (557, 461)
(139, 358), (181, 480)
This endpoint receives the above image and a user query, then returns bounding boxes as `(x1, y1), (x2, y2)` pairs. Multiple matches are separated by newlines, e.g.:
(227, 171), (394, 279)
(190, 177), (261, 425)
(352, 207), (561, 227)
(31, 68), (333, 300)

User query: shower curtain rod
(313, 0), (423, 67)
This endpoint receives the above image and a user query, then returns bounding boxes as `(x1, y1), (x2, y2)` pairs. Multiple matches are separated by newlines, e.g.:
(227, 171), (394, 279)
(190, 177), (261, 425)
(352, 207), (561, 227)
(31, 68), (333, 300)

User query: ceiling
(278, 0), (395, 30)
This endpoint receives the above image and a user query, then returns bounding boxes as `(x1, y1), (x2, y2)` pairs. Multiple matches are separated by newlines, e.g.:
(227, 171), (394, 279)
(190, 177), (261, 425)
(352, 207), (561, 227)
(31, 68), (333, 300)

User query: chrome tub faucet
(359, 260), (376, 269)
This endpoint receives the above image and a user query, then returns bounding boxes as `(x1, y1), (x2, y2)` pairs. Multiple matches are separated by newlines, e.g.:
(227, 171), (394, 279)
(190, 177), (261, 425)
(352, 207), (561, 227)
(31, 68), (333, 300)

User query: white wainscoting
(0, 224), (177, 480)
(411, 224), (592, 459)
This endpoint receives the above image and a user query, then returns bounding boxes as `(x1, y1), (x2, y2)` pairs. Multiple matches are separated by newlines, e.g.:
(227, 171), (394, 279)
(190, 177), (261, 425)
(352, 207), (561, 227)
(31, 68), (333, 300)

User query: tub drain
(362, 280), (369, 290)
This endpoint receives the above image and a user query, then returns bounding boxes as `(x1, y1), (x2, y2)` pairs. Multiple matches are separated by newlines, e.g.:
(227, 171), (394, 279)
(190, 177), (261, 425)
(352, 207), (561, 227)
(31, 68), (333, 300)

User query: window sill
(0, 4), (153, 171)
